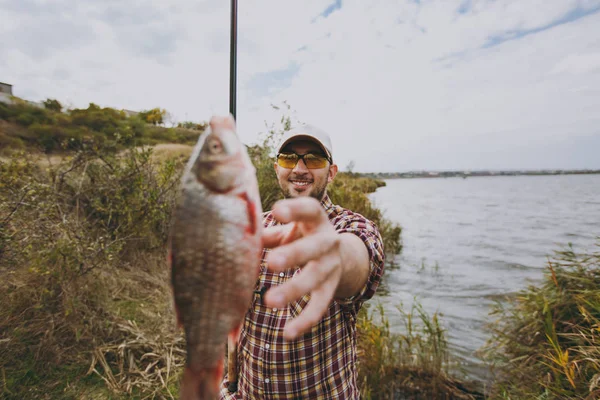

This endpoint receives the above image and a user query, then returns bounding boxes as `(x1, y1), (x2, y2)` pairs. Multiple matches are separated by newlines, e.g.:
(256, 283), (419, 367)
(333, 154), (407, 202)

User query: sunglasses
(276, 152), (331, 169)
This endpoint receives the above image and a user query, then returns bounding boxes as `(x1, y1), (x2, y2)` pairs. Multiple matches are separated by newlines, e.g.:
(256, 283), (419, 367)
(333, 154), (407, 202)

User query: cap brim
(277, 134), (332, 160)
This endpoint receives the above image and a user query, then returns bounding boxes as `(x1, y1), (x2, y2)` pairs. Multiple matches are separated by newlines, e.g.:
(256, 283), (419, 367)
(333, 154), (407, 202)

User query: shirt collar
(321, 194), (334, 210)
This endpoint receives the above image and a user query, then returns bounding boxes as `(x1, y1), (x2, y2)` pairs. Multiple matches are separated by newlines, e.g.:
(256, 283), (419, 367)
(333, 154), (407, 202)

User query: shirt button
(265, 378), (270, 383)
(273, 308), (278, 312)
(279, 272), (284, 277)
(265, 344), (270, 349)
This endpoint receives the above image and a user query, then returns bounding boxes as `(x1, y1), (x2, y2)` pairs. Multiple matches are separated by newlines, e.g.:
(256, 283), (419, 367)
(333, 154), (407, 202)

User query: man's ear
(328, 163), (338, 184)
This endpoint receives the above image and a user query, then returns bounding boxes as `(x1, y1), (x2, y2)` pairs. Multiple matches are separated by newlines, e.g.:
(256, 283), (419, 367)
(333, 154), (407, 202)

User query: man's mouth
(290, 180), (312, 188)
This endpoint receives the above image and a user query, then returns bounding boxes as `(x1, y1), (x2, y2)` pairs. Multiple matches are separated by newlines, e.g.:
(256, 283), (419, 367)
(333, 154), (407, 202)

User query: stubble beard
(281, 180), (328, 202)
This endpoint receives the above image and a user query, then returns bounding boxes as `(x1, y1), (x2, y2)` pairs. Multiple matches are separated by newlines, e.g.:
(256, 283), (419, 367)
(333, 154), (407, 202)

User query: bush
(329, 173), (403, 256)
(357, 302), (483, 399)
(0, 103), (405, 398)
(43, 98), (63, 112)
(482, 241), (600, 399)
(0, 146), (186, 397)
(70, 103), (126, 134)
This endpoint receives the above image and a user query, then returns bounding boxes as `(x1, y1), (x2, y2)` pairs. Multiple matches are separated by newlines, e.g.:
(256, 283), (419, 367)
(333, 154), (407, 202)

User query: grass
(481, 241), (600, 400)
(357, 302), (484, 400)
(0, 100), (201, 155)
(0, 145), (186, 399)
(4, 99), (598, 400)
(0, 111), (405, 399)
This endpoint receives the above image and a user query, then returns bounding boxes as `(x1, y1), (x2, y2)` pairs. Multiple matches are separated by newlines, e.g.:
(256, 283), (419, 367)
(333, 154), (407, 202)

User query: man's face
(274, 139), (338, 201)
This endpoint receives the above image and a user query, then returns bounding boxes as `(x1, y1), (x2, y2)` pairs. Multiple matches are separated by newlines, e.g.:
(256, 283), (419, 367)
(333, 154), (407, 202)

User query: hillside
(0, 97), (205, 154)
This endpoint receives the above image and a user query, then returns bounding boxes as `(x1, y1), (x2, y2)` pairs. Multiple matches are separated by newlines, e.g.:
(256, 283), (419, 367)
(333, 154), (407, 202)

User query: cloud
(92, 3), (185, 61)
(245, 62), (300, 98)
(482, 4), (600, 49)
(1, 0), (600, 171)
(0, 16), (95, 60)
(315, 0), (343, 20)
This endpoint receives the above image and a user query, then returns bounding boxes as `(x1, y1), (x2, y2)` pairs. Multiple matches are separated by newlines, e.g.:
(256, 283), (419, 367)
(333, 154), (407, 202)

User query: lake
(368, 174), (600, 383)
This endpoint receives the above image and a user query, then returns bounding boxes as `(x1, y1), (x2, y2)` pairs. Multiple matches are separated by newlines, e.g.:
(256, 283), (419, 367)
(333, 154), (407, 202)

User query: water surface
(368, 174), (600, 381)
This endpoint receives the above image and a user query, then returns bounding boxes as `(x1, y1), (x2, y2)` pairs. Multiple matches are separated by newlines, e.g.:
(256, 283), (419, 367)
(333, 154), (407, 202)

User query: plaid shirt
(219, 195), (385, 399)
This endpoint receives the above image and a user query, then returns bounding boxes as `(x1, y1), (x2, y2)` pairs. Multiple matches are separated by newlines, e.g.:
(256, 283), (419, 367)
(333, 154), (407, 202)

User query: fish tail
(179, 360), (224, 400)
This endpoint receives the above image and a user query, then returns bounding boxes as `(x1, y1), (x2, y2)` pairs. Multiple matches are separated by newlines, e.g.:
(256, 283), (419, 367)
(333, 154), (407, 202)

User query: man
(219, 123), (385, 399)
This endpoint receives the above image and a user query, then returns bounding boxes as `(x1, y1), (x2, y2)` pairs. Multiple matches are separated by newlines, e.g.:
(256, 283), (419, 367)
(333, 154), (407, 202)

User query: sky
(1, 0), (599, 172)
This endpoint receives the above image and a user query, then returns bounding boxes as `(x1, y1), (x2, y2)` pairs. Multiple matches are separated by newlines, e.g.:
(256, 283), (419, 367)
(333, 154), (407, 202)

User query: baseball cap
(276, 123), (334, 162)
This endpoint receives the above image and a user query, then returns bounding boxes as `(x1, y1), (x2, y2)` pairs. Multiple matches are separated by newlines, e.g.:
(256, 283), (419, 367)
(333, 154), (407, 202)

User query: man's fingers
(264, 252), (339, 308)
(272, 197), (329, 227)
(265, 231), (339, 272)
(282, 281), (337, 340)
(261, 223), (300, 248)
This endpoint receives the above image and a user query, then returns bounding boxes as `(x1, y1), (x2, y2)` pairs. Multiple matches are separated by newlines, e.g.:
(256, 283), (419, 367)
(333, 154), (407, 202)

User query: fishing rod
(229, 0), (238, 121)
(227, 0), (239, 393)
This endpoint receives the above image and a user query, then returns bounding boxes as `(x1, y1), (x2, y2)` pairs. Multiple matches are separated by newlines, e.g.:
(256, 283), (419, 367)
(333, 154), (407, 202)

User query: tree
(346, 160), (356, 174)
(139, 108), (167, 125)
(43, 99), (62, 112)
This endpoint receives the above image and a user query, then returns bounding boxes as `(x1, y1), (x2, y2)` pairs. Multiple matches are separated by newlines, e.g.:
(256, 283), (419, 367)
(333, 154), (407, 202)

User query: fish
(168, 115), (263, 399)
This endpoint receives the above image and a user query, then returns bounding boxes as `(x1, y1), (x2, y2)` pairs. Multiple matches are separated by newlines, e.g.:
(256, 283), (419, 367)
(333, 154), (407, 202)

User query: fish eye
(206, 137), (223, 154)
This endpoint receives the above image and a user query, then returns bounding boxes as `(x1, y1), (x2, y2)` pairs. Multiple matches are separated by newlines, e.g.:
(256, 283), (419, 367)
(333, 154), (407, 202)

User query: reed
(357, 301), (484, 399)
(481, 240), (600, 399)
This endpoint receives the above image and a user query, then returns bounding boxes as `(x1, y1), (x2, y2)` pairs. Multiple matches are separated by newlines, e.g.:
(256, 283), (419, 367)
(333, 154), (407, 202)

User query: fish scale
(169, 115), (262, 399)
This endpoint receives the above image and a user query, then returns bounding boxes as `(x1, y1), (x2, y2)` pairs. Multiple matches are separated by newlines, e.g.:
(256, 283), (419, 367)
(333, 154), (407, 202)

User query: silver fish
(168, 115), (262, 399)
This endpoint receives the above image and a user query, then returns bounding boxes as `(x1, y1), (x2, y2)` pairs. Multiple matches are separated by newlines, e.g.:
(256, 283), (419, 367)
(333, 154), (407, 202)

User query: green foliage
(0, 100), (204, 154)
(138, 108), (167, 126)
(0, 146), (185, 398)
(43, 98), (63, 112)
(482, 241), (600, 399)
(357, 302), (482, 399)
(246, 112), (291, 211)
(329, 173), (402, 256)
(177, 121), (207, 131)
(0, 100), (405, 398)
(70, 103), (127, 133)
(13, 104), (54, 127)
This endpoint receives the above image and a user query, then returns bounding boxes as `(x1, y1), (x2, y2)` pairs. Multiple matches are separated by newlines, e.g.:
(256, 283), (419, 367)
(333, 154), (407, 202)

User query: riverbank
(362, 169), (600, 180)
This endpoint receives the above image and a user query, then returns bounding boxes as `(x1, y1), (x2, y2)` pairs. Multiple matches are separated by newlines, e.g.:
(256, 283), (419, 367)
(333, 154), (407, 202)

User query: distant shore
(360, 169), (600, 179)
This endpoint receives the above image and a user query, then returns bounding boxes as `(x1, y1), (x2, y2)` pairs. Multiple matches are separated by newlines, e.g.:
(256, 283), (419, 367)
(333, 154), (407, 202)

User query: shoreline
(361, 170), (600, 180)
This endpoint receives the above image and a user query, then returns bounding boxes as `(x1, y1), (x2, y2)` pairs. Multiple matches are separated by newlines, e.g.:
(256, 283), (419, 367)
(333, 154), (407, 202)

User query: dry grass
(357, 303), (485, 400)
(482, 241), (600, 399)
(0, 147), (187, 399)
(147, 144), (194, 164)
(0, 116), (405, 398)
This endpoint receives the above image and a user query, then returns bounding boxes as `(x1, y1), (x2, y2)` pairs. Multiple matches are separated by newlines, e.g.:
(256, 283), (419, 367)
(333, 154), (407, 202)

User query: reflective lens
(277, 152), (329, 169)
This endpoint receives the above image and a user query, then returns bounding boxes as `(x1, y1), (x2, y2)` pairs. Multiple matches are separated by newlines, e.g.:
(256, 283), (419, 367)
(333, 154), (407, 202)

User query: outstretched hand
(262, 197), (346, 341)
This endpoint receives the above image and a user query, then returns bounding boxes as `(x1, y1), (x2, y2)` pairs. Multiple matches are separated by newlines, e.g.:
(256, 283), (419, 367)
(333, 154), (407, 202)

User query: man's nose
(292, 158), (309, 173)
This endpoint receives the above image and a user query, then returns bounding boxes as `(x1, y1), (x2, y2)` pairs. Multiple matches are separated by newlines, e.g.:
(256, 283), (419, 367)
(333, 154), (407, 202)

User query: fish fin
(227, 322), (243, 392)
(179, 360), (224, 400)
(209, 115), (235, 133)
(174, 304), (183, 329)
(238, 192), (258, 235)
(228, 322), (243, 345)
(167, 245), (183, 328)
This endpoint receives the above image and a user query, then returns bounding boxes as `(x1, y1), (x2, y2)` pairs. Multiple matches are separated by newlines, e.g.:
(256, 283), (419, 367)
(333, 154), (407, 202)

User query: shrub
(0, 146), (185, 397)
(482, 241), (600, 399)
(357, 302), (482, 399)
(43, 98), (63, 112)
